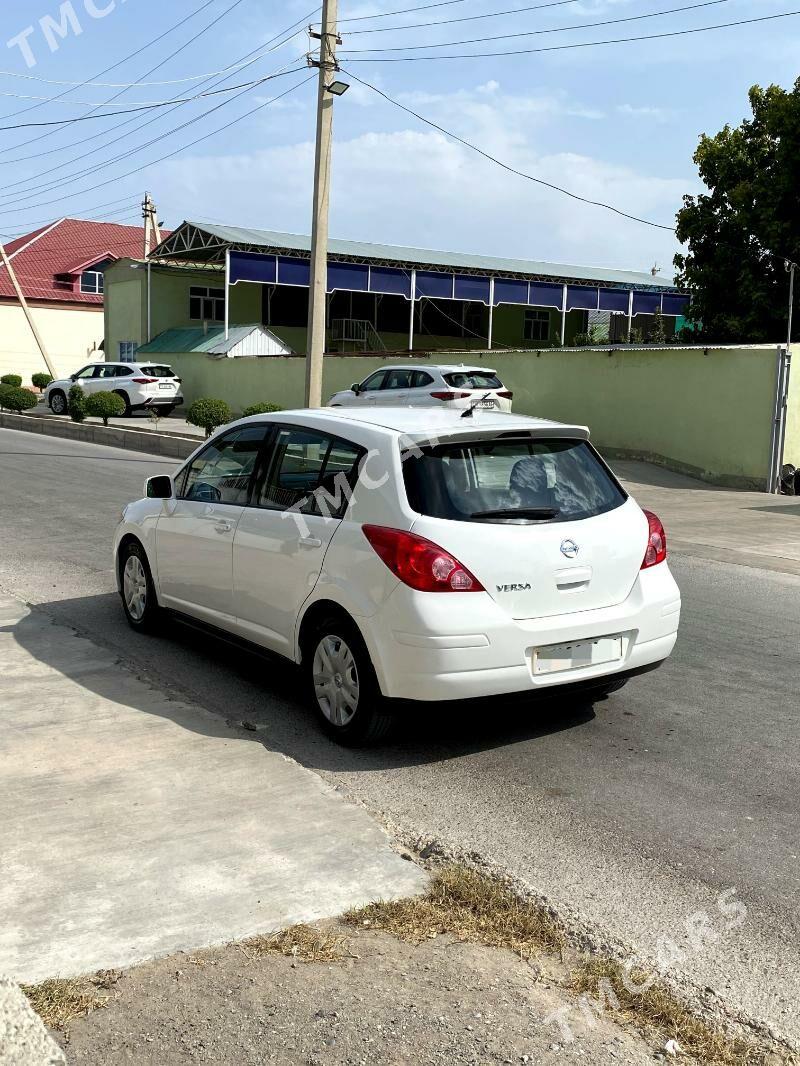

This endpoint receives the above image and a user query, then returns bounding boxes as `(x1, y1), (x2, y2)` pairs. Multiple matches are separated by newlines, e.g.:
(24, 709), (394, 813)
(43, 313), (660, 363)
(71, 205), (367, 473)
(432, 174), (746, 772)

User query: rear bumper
(364, 563), (680, 701)
(133, 395), (184, 409)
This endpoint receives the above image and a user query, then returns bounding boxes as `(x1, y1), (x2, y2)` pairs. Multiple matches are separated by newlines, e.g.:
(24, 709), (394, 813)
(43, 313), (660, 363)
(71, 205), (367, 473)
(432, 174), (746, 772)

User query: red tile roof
(0, 218), (169, 306)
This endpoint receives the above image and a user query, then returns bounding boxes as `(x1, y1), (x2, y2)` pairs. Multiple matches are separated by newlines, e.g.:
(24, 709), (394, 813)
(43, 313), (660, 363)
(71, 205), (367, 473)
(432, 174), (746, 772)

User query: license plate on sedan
(533, 635), (623, 676)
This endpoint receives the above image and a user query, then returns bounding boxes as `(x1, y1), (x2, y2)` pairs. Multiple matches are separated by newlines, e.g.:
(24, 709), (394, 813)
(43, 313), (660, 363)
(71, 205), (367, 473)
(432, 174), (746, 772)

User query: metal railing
(330, 318), (386, 352)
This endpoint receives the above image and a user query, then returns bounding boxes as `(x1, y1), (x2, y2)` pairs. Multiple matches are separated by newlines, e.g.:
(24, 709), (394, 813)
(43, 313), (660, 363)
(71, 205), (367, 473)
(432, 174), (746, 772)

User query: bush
(186, 397), (231, 438)
(0, 386), (38, 413)
(68, 383), (86, 423)
(31, 372), (54, 391)
(85, 390), (126, 426)
(1, 374), (22, 388)
(241, 402), (282, 418)
(0, 384), (15, 410)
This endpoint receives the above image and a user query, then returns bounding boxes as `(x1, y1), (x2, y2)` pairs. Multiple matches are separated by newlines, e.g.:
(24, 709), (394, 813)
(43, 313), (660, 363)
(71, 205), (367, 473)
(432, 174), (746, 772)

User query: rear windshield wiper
(469, 507), (561, 520)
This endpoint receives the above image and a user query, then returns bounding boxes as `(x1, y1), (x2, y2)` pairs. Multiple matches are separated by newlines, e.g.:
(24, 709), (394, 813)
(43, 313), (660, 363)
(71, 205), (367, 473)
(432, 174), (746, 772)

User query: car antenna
(461, 391), (492, 418)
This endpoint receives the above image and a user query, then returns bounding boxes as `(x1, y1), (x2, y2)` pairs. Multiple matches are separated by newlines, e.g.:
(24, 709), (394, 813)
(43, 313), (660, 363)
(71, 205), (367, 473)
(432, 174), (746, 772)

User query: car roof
(236, 406), (589, 442)
(366, 363), (496, 374)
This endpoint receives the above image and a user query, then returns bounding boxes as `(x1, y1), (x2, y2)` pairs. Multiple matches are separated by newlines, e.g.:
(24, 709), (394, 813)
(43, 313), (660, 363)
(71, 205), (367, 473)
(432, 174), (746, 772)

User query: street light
(326, 80), (349, 96)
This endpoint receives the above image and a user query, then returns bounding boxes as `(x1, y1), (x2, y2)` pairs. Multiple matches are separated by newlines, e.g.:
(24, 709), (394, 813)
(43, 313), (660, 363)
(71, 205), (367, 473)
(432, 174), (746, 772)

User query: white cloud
(154, 81), (690, 274)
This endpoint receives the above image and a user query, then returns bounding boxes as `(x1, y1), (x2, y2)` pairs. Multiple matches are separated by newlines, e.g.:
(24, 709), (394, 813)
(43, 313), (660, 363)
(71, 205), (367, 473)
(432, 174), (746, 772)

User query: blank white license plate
(158, 383), (174, 390)
(533, 635), (623, 676)
(477, 399), (496, 408)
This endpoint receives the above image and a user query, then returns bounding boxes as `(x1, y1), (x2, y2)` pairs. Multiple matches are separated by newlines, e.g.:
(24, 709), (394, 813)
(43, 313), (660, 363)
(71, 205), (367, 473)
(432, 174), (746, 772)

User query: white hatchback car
(45, 362), (183, 417)
(115, 407), (680, 745)
(328, 364), (513, 412)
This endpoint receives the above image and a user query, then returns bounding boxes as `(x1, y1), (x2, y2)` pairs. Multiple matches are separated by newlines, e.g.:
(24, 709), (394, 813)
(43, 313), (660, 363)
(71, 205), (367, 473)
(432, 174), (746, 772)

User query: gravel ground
(54, 926), (657, 1066)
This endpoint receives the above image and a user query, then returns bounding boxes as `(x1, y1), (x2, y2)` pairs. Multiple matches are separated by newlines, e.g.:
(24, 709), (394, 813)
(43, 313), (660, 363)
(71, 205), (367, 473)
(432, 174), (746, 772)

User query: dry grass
(569, 957), (771, 1066)
(344, 865), (565, 958)
(240, 923), (351, 963)
(21, 977), (109, 1031)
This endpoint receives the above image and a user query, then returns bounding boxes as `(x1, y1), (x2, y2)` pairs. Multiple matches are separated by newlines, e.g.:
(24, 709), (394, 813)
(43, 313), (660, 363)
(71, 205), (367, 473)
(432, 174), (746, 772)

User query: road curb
(0, 977), (65, 1065)
(0, 412), (197, 460)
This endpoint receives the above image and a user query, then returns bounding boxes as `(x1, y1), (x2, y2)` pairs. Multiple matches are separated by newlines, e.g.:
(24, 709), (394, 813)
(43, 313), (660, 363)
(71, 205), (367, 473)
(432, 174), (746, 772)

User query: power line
(344, 0), (735, 51)
(0, 198), (148, 237)
(0, 0), (222, 125)
(0, 56), (307, 207)
(341, 8), (800, 60)
(0, 9), (317, 168)
(338, 0), (470, 23)
(341, 68), (675, 231)
(0, 69), (305, 133)
(346, 0), (620, 34)
(0, 75), (315, 221)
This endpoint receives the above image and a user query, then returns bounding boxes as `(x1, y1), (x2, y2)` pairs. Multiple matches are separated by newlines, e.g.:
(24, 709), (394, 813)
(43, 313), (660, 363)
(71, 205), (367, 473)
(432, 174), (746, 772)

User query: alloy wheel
(123, 554), (147, 622)
(313, 634), (360, 726)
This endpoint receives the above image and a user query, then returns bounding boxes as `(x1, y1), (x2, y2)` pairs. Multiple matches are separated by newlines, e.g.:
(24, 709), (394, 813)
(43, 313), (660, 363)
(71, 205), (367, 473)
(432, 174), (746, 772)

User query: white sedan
(328, 364), (513, 412)
(45, 361), (183, 416)
(114, 407), (680, 745)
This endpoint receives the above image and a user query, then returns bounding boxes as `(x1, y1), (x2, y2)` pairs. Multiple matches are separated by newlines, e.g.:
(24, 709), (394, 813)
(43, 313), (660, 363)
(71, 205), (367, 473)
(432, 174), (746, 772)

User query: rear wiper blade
(470, 507), (560, 519)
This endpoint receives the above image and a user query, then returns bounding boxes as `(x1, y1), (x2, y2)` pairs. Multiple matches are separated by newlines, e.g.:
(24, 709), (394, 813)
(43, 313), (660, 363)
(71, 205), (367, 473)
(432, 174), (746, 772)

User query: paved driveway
(0, 594), (424, 983)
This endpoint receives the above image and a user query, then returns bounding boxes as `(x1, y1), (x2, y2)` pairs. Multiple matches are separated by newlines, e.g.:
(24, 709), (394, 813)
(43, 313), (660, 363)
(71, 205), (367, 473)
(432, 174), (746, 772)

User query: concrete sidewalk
(0, 595), (425, 985)
(613, 459), (800, 576)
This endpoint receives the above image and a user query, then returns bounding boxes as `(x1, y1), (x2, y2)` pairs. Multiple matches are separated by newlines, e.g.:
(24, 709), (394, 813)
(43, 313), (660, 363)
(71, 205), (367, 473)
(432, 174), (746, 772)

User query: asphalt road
(1, 428), (798, 1048)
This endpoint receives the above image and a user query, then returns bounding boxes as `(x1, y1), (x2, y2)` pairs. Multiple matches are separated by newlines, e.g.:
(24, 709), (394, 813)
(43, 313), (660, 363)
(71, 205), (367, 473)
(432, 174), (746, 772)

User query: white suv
(114, 407), (680, 745)
(45, 362), (183, 417)
(329, 364), (513, 412)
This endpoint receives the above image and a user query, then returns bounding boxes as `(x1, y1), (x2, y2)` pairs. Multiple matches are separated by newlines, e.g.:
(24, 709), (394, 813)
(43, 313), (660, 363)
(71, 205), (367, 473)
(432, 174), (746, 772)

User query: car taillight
(430, 390), (470, 401)
(362, 525), (485, 593)
(497, 390), (513, 399)
(641, 510), (667, 569)
(132, 377), (157, 384)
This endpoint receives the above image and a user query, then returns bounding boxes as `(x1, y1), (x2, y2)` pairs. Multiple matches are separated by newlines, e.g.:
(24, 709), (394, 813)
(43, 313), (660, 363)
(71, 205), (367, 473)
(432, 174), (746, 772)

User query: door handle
(299, 536), (322, 549)
(214, 520), (233, 534)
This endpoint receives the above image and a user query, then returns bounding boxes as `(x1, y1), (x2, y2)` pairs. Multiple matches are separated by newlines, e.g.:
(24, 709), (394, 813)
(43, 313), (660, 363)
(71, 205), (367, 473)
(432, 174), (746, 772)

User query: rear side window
(258, 429), (363, 517)
(443, 371), (502, 389)
(139, 365), (174, 378)
(403, 438), (626, 524)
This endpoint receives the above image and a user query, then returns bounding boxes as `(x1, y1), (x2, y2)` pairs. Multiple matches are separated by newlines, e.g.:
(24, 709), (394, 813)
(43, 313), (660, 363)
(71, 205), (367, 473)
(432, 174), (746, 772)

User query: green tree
(1, 374), (22, 388)
(31, 373), (54, 391)
(674, 80), (800, 343)
(186, 397), (231, 438)
(85, 390), (126, 426)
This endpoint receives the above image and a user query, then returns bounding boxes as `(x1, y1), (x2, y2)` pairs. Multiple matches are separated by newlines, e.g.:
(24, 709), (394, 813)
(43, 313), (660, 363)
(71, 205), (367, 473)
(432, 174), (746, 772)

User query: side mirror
(351, 382), (361, 395)
(69, 374), (77, 382)
(145, 474), (173, 500)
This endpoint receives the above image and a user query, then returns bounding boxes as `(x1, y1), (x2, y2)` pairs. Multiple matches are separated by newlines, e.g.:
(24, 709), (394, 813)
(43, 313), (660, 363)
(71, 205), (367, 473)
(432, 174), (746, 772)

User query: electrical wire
(0, 75), (315, 221)
(345, 0), (628, 34)
(0, 8), (317, 169)
(0, 197), (149, 238)
(344, 0), (735, 52)
(0, 55), (307, 207)
(338, 0), (470, 23)
(341, 68), (675, 230)
(341, 8), (800, 60)
(0, 68), (306, 133)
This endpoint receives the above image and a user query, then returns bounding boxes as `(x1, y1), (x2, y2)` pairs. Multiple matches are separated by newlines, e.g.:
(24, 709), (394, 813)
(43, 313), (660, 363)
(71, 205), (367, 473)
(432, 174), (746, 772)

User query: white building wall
(0, 301), (104, 383)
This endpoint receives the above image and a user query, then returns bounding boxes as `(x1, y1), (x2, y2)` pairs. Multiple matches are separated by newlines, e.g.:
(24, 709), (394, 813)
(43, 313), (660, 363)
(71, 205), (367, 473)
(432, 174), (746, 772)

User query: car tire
(305, 613), (393, 746)
(114, 390), (132, 416)
(48, 390), (67, 415)
(119, 540), (161, 633)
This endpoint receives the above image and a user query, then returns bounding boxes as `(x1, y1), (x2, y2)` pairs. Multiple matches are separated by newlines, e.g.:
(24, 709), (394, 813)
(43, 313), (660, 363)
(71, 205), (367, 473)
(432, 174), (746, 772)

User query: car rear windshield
(443, 371), (502, 389)
(140, 365), (174, 378)
(403, 437), (627, 524)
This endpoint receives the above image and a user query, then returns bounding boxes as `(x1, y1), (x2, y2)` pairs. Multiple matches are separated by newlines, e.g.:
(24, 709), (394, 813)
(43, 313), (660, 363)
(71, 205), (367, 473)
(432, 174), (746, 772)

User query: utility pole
(0, 240), (57, 378)
(305, 0), (341, 408)
(786, 259), (796, 351)
(142, 192), (161, 258)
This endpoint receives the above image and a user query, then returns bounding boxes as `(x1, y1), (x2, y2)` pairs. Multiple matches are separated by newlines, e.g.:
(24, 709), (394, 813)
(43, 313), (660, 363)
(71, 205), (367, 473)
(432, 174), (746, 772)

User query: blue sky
(0, 0), (797, 276)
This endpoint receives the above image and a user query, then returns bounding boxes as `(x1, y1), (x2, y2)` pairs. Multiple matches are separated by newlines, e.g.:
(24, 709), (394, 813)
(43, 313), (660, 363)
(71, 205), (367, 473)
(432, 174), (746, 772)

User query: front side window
(258, 428), (362, 516)
(73, 366), (96, 380)
(189, 285), (225, 322)
(179, 426), (267, 506)
(443, 371), (502, 389)
(524, 310), (550, 342)
(359, 371), (387, 392)
(403, 438), (626, 524)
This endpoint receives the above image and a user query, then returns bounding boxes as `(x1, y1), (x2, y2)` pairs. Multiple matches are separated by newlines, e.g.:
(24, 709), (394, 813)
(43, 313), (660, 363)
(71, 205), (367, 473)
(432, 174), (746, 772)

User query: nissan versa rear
(115, 408), (681, 745)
